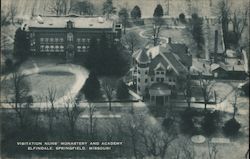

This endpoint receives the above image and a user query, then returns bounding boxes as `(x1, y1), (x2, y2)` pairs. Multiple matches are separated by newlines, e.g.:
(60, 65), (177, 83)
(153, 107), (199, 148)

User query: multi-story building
(23, 15), (122, 61)
(131, 39), (192, 105)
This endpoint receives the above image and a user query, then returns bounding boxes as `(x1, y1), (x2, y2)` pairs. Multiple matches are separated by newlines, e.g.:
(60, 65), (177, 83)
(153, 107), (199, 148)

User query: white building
(131, 40), (192, 105)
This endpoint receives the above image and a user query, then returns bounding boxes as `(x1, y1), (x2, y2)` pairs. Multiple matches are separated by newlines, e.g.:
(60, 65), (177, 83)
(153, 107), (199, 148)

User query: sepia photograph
(0, 0), (249, 158)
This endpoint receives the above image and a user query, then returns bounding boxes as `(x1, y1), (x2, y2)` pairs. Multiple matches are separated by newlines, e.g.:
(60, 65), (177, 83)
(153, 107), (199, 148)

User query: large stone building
(23, 15), (122, 61)
(131, 39), (192, 105)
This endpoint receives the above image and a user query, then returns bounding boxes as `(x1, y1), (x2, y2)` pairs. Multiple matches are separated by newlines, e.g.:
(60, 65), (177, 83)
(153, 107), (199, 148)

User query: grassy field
(25, 72), (75, 102)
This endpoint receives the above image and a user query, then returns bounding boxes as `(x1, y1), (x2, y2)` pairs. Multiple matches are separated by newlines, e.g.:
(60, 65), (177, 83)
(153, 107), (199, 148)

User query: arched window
(67, 33), (73, 42)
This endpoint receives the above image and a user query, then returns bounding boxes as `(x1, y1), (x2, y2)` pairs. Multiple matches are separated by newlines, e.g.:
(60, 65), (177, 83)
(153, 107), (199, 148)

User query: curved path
(138, 29), (169, 44)
(2, 64), (89, 107)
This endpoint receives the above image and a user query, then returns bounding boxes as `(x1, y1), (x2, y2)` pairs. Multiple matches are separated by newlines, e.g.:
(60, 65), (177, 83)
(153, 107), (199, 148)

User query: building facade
(131, 40), (192, 105)
(24, 15), (122, 61)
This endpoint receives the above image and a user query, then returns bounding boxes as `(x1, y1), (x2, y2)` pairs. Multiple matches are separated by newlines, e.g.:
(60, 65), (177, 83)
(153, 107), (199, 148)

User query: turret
(135, 48), (150, 96)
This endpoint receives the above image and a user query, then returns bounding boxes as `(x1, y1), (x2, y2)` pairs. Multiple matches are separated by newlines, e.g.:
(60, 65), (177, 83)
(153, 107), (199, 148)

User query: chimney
(168, 37), (171, 43)
(214, 30), (218, 62)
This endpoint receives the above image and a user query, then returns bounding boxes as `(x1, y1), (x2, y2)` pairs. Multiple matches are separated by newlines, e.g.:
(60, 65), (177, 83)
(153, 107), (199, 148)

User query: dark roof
(136, 48), (150, 63)
(149, 54), (169, 75)
(26, 16), (114, 29)
(162, 51), (188, 75)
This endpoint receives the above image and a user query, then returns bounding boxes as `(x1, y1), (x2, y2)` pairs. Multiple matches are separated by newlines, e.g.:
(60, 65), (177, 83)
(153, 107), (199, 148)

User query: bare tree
(140, 123), (177, 159)
(215, 0), (231, 49)
(45, 86), (57, 133)
(1, 9), (10, 26)
(230, 7), (249, 46)
(64, 97), (83, 138)
(231, 90), (239, 119)
(207, 141), (218, 159)
(87, 102), (96, 139)
(122, 32), (140, 54)
(179, 73), (192, 109)
(49, 0), (74, 16)
(152, 17), (164, 46)
(9, 2), (17, 24)
(102, 78), (115, 111)
(7, 72), (30, 129)
(199, 74), (213, 110)
(178, 138), (196, 159)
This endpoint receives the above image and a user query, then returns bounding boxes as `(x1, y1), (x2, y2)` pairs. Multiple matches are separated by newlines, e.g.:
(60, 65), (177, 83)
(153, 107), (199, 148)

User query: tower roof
(136, 48), (150, 63)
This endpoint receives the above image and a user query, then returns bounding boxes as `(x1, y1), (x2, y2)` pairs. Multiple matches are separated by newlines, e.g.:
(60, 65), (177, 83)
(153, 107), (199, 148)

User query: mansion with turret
(131, 39), (192, 105)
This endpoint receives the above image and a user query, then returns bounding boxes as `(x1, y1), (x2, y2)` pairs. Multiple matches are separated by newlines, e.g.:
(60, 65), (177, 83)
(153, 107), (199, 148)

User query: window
(40, 38), (44, 43)
(169, 78), (172, 82)
(161, 78), (164, 82)
(138, 78), (140, 82)
(55, 45), (59, 52)
(40, 45), (44, 52)
(60, 45), (64, 52)
(161, 71), (164, 74)
(156, 78), (160, 82)
(77, 38), (81, 43)
(151, 77), (154, 81)
(55, 38), (59, 43)
(45, 38), (49, 43)
(45, 45), (49, 52)
(156, 71), (159, 74)
(138, 87), (140, 91)
(82, 46), (86, 52)
(50, 45), (54, 52)
(145, 71), (148, 75)
(60, 38), (64, 42)
(138, 70), (140, 74)
(67, 33), (73, 42)
(145, 79), (148, 83)
(50, 38), (54, 43)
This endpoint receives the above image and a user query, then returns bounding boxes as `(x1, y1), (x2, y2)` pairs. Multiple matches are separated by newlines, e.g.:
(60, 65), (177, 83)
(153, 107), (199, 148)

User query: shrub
(179, 13), (186, 23)
(5, 58), (13, 71)
(201, 111), (220, 136)
(162, 117), (174, 129)
(223, 118), (241, 136)
(180, 108), (198, 134)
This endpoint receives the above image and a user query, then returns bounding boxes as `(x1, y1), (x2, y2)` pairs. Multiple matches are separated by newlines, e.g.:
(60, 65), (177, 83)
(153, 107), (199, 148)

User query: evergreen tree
(13, 28), (29, 61)
(116, 80), (129, 100)
(118, 8), (129, 34)
(102, 0), (116, 18)
(85, 38), (99, 70)
(191, 13), (204, 50)
(131, 5), (141, 19)
(82, 72), (101, 101)
(153, 4), (164, 17)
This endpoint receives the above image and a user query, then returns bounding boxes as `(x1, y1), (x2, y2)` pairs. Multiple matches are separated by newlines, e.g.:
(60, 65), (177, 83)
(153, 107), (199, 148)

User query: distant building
(24, 15), (122, 61)
(131, 39), (192, 105)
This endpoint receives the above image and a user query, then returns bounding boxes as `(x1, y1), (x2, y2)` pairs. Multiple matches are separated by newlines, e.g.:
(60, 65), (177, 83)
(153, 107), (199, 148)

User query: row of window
(137, 77), (176, 83)
(40, 45), (64, 52)
(77, 46), (87, 52)
(76, 38), (90, 43)
(136, 70), (165, 75)
(40, 37), (64, 43)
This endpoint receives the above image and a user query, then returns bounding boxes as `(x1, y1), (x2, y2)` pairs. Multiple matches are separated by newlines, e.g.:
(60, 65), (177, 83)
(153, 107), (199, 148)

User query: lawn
(25, 71), (75, 102)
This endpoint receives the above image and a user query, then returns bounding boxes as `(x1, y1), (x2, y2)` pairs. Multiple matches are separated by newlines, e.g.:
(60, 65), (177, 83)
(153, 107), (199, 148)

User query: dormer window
(67, 20), (73, 29)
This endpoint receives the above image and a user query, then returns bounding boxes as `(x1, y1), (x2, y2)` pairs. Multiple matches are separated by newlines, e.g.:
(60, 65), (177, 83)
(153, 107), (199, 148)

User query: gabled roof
(154, 63), (166, 71)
